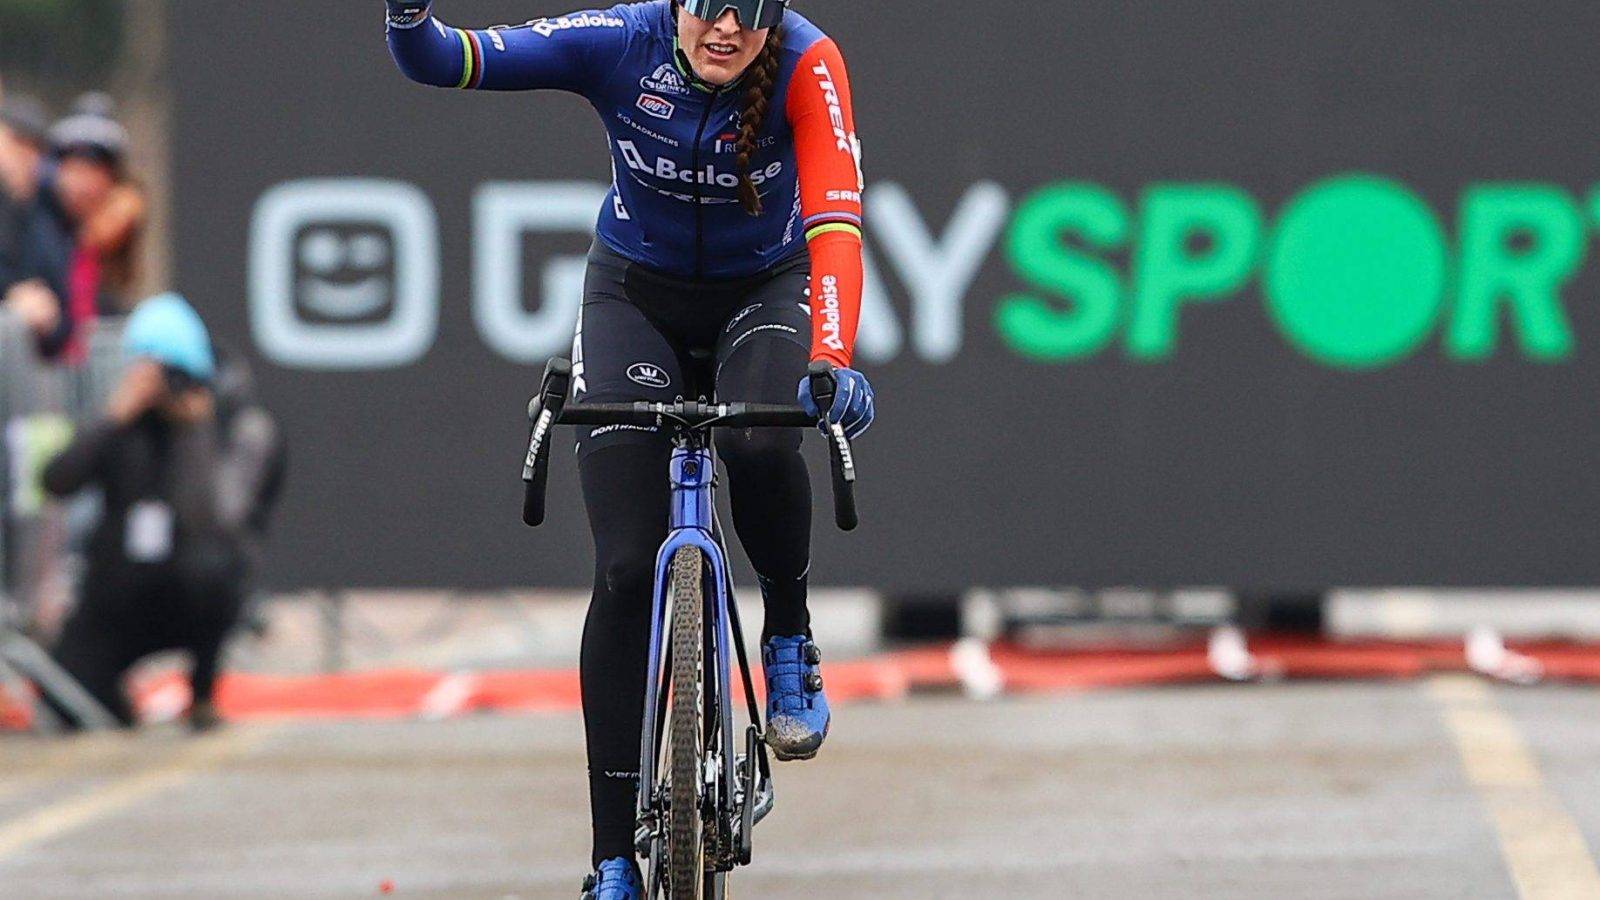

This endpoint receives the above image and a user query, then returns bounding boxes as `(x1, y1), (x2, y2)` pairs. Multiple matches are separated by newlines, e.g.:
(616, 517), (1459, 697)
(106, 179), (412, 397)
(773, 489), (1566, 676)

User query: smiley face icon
(295, 228), (396, 322)
(250, 179), (439, 370)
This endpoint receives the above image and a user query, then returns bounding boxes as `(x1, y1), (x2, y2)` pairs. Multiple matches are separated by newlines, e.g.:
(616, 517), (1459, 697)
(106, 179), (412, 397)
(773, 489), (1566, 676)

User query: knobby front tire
(666, 546), (707, 898)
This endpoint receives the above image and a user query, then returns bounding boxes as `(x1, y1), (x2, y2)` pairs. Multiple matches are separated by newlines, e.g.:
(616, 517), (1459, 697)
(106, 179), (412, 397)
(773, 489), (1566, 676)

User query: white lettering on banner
(248, 179), (438, 370)
(473, 182), (609, 363)
(856, 251), (901, 363)
(870, 182), (1010, 363)
(247, 179), (1007, 369)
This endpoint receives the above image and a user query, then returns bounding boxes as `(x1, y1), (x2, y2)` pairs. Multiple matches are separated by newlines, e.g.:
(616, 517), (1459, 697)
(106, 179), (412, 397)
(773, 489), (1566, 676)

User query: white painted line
(0, 734), (127, 806)
(1429, 675), (1600, 899)
(0, 726), (269, 862)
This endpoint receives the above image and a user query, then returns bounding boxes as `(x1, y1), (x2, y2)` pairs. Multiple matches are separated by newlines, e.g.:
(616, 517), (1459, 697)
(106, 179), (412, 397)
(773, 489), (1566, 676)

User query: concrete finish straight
(0, 683), (1593, 898)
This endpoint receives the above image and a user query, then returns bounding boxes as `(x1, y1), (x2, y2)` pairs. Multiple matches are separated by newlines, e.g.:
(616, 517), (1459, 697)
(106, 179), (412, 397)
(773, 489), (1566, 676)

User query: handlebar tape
(807, 362), (858, 531)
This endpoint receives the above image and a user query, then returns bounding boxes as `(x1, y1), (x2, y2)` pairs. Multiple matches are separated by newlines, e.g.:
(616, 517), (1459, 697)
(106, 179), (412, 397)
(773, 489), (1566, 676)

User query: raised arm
(44, 359), (165, 496)
(786, 37), (865, 369)
(385, 2), (629, 95)
(40, 421), (112, 497)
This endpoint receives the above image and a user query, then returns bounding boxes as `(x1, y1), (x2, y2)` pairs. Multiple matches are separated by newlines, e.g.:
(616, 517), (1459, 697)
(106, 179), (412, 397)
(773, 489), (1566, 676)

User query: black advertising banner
(172, 1), (1600, 590)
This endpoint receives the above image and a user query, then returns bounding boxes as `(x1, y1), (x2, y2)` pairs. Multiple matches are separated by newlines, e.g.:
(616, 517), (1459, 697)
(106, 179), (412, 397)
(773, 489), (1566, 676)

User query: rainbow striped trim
(803, 211), (863, 241)
(806, 222), (862, 241)
(804, 210), (861, 227)
(454, 29), (485, 89)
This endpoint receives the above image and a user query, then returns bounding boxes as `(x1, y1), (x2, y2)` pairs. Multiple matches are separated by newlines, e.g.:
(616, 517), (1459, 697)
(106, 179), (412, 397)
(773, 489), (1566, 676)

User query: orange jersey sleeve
(787, 37), (865, 368)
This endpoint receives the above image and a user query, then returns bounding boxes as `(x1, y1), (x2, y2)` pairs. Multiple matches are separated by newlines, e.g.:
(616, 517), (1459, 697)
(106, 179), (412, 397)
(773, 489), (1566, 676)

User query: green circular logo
(1264, 175), (1448, 369)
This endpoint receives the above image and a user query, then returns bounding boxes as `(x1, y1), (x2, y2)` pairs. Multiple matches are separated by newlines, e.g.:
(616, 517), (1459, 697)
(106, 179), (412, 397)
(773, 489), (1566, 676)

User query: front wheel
(665, 546), (707, 898)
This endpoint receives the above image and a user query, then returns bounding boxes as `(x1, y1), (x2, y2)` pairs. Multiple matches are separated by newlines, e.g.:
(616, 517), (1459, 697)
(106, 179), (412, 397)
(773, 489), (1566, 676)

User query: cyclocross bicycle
(520, 358), (859, 899)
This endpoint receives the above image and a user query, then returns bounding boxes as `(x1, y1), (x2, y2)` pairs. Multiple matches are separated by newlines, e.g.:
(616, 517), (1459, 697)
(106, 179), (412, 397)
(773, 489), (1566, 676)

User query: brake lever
(523, 358), (572, 526)
(807, 361), (858, 530)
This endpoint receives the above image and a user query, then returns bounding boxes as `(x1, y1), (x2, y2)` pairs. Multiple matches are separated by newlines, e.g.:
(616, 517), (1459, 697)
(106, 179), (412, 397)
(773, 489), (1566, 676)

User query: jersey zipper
(689, 84), (722, 280)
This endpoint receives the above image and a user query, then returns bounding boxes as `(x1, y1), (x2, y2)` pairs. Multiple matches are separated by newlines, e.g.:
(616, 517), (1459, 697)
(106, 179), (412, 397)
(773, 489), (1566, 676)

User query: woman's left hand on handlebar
(798, 367), (875, 440)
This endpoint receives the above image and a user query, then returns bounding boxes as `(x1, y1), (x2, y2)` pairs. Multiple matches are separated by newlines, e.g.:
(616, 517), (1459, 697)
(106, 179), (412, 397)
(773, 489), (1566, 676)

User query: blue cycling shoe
(762, 635), (831, 761)
(580, 857), (642, 900)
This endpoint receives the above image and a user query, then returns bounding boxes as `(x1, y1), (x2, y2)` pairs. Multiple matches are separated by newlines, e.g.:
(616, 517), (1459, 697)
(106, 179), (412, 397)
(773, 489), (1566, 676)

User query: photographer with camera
(39, 293), (267, 730)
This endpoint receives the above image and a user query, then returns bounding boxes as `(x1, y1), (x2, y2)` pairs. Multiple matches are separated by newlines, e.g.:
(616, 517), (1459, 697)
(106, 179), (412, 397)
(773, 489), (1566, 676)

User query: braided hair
(734, 25), (783, 216)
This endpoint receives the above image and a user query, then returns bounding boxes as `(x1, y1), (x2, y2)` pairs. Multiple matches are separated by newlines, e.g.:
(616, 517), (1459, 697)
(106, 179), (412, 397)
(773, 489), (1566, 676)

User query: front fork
(635, 446), (771, 875)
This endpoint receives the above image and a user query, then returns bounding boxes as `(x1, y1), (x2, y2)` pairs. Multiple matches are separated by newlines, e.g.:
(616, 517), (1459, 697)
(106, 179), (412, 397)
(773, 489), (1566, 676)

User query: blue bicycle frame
(635, 435), (770, 872)
(519, 357), (858, 891)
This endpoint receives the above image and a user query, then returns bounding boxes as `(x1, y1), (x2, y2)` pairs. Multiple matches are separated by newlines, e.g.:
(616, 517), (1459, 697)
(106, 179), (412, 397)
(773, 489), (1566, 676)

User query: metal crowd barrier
(0, 312), (127, 594)
(1, 312), (129, 730)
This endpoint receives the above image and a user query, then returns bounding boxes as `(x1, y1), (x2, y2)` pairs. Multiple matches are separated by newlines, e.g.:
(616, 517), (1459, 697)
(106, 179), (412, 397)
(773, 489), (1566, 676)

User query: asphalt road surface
(3, 680), (1598, 899)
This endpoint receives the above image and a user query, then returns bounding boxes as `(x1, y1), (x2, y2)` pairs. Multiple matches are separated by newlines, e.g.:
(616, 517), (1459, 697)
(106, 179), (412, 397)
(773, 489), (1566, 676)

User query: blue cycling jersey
(388, 1), (865, 282)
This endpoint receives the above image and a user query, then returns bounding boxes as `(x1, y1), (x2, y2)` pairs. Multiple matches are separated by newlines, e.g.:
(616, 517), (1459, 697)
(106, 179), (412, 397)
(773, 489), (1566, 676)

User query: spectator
(211, 344), (289, 641)
(3, 93), (146, 363)
(0, 94), (49, 291)
(212, 344), (288, 564)
(40, 294), (267, 731)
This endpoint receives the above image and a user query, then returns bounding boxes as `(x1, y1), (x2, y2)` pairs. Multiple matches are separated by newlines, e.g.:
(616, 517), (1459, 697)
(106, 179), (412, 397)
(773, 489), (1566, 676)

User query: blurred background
(4, 2), (1600, 898)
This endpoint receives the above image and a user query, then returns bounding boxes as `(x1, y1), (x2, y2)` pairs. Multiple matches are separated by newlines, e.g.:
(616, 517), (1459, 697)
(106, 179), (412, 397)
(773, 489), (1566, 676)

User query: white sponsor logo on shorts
(590, 424), (659, 438)
(725, 303), (762, 333)
(730, 323), (799, 352)
(627, 362), (672, 389)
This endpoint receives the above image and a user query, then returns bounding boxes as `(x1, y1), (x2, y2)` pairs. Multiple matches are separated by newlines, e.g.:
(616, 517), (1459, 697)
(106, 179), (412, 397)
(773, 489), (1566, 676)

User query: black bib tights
(573, 244), (814, 865)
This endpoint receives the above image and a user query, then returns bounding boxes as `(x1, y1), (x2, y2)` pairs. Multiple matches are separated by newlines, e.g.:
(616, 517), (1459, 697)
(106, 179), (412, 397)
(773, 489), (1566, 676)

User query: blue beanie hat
(122, 293), (215, 382)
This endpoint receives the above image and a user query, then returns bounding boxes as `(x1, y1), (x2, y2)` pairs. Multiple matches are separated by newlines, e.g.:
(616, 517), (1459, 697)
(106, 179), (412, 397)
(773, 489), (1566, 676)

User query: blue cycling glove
(798, 367), (875, 440)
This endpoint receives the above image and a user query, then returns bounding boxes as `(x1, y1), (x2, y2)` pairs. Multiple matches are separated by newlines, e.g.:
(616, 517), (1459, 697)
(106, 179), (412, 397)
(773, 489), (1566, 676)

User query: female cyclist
(385, 2), (874, 895)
